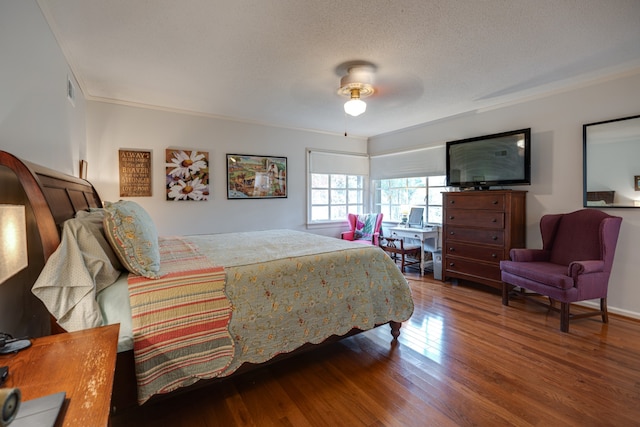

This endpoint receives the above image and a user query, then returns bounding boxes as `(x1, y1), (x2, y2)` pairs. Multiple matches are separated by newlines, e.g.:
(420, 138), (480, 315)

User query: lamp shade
(344, 98), (367, 117)
(338, 64), (375, 117)
(0, 205), (28, 284)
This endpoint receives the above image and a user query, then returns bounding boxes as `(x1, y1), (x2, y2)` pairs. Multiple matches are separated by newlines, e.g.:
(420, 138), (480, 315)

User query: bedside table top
(1, 324), (119, 427)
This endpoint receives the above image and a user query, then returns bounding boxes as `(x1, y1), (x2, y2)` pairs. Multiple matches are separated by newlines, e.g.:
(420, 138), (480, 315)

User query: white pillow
(75, 209), (123, 292)
(32, 213), (122, 331)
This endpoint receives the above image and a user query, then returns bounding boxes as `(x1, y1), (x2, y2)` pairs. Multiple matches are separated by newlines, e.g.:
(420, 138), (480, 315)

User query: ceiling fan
(337, 63), (376, 117)
(335, 60), (424, 119)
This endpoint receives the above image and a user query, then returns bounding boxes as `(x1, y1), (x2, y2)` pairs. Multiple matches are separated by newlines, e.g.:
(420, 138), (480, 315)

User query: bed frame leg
(389, 321), (401, 340)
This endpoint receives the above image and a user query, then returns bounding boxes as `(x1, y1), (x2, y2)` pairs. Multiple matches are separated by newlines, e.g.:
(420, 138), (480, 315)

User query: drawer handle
(449, 231), (455, 235)
(449, 216), (454, 220)
(491, 218), (497, 223)
(491, 253), (497, 258)
(492, 236), (498, 240)
(493, 200), (498, 204)
(449, 262), (455, 267)
(450, 200), (455, 204)
(449, 247), (455, 252)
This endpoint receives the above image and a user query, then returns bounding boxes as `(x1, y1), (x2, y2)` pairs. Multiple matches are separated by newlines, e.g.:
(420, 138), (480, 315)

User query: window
(307, 150), (369, 224)
(426, 175), (447, 224)
(310, 173), (364, 221)
(374, 175), (447, 225)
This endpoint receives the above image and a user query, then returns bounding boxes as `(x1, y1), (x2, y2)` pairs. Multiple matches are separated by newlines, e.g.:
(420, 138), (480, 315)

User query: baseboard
(576, 300), (640, 321)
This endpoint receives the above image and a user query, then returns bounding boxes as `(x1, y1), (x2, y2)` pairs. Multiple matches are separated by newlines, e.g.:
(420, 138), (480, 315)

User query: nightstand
(1, 324), (119, 427)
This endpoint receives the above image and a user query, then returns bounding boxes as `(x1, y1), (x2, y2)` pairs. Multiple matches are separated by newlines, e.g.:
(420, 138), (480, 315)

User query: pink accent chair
(500, 209), (622, 332)
(341, 213), (383, 245)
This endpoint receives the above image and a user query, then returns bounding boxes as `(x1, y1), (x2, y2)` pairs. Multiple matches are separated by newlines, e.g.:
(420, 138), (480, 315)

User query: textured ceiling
(38, 0), (640, 138)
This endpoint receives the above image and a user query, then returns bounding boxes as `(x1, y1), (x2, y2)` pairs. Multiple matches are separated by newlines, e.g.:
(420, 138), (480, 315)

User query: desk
(1, 324), (119, 427)
(389, 226), (439, 275)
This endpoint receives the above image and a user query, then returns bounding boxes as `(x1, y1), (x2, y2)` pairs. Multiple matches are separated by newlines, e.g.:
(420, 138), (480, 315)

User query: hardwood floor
(111, 272), (640, 427)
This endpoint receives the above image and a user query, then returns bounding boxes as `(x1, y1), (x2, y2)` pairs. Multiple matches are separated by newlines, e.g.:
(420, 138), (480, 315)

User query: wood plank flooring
(111, 272), (640, 427)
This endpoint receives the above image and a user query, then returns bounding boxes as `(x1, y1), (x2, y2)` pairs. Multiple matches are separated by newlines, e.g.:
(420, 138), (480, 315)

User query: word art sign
(119, 149), (152, 197)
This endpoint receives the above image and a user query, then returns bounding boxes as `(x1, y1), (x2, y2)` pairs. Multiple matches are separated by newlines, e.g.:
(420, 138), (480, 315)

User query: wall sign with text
(119, 149), (152, 197)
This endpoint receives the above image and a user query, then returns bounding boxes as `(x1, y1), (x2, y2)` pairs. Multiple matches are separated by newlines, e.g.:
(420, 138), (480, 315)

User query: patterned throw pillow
(354, 214), (376, 240)
(103, 200), (161, 279)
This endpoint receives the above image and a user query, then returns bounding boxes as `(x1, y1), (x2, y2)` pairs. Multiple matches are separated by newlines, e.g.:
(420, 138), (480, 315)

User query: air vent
(67, 75), (75, 106)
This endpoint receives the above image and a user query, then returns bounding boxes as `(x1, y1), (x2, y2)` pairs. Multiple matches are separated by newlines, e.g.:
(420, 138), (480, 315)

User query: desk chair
(379, 236), (421, 272)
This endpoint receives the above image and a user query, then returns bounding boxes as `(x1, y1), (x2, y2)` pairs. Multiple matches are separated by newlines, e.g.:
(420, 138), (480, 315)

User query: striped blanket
(128, 237), (234, 404)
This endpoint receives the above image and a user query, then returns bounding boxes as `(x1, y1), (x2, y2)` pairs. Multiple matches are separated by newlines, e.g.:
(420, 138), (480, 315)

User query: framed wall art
(119, 149), (152, 197)
(166, 149), (209, 201)
(227, 154), (287, 199)
(79, 159), (88, 180)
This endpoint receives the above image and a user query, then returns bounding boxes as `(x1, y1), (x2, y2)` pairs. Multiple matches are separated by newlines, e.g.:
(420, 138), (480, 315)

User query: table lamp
(0, 205), (31, 354)
(0, 205), (27, 284)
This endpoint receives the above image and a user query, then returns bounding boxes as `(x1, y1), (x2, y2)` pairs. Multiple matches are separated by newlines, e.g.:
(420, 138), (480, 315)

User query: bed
(0, 150), (414, 410)
(586, 190), (615, 206)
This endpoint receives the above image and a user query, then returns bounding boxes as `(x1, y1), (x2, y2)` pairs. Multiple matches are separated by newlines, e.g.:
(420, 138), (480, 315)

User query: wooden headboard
(0, 151), (103, 336)
(587, 191), (615, 205)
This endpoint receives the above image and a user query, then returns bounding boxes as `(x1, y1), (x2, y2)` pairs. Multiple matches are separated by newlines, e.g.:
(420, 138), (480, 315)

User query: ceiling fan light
(344, 98), (367, 116)
(338, 63), (375, 117)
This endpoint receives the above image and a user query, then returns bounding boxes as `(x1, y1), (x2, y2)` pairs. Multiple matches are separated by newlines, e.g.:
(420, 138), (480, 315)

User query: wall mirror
(583, 114), (640, 208)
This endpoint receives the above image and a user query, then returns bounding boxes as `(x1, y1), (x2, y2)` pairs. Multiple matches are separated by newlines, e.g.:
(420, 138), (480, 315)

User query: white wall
(0, 0), (87, 338)
(86, 101), (367, 237)
(370, 71), (640, 318)
(0, 0), (86, 173)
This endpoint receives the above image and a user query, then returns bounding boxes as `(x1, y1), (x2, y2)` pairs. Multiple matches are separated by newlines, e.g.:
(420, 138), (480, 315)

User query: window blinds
(308, 150), (369, 176)
(369, 145), (446, 180)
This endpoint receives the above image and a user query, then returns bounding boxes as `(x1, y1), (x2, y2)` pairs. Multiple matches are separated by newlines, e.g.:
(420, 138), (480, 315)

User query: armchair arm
(341, 231), (355, 241)
(568, 260), (604, 278)
(372, 232), (380, 246)
(509, 248), (550, 262)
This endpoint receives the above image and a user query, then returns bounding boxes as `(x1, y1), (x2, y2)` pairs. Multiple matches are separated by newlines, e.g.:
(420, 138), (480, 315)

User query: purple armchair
(500, 209), (622, 332)
(341, 213), (383, 245)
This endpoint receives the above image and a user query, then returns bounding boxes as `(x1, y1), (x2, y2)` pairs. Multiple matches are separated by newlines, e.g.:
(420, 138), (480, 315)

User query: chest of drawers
(442, 190), (526, 289)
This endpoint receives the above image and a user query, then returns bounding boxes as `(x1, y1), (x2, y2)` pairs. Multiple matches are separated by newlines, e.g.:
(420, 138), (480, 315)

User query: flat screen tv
(446, 128), (531, 190)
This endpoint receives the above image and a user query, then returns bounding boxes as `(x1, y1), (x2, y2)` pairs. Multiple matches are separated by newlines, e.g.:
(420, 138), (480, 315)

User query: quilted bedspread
(128, 230), (414, 402)
(186, 229), (415, 376)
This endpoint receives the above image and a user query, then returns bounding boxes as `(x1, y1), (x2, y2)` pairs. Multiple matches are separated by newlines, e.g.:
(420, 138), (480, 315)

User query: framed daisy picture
(226, 154), (287, 199)
(165, 149), (210, 201)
